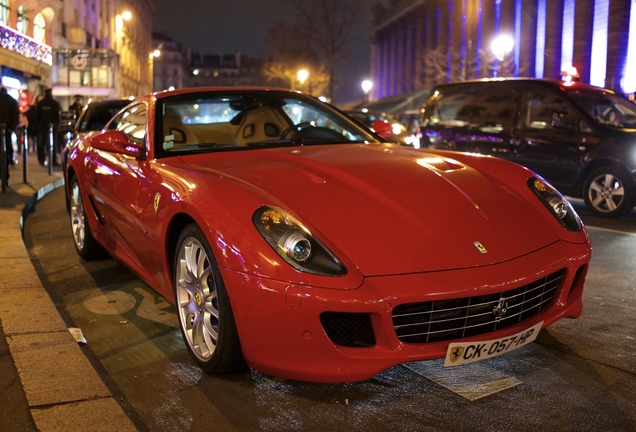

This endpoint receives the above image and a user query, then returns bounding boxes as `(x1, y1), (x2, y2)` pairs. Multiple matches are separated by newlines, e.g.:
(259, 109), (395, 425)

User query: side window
(520, 90), (580, 132)
(425, 86), (514, 133)
(114, 103), (147, 145)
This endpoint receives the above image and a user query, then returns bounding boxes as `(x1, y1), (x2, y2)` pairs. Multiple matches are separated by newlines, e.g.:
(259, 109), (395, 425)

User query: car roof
(430, 78), (614, 95)
(85, 98), (131, 108)
(152, 86), (296, 100)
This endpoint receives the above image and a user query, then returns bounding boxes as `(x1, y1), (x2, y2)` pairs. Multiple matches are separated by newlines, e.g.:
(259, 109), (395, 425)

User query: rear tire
(174, 224), (247, 374)
(583, 167), (634, 218)
(69, 176), (104, 260)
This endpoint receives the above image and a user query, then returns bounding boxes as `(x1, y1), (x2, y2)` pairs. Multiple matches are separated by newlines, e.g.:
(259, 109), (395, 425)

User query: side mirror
(91, 130), (146, 159)
(371, 119), (393, 138)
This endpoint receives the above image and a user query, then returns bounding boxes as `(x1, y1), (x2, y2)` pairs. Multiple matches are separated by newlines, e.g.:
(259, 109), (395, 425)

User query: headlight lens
(528, 177), (582, 232)
(253, 206), (347, 276)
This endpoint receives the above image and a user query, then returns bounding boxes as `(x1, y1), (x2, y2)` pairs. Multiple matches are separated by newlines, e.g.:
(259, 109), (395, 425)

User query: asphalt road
(21, 188), (636, 432)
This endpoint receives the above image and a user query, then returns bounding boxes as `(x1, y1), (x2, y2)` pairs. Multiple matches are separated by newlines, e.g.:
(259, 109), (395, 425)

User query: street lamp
(297, 69), (309, 92)
(361, 79), (373, 102)
(491, 35), (514, 77)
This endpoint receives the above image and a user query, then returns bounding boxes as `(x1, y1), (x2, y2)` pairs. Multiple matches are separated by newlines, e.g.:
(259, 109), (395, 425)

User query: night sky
(152, 0), (372, 104)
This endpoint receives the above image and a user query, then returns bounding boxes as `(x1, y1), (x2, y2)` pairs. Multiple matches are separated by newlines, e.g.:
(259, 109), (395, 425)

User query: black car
(74, 98), (130, 136)
(422, 78), (636, 218)
(63, 98), (129, 208)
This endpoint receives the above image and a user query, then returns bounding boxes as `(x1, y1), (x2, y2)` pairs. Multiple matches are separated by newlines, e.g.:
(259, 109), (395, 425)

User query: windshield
(156, 91), (380, 156)
(567, 89), (636, 129)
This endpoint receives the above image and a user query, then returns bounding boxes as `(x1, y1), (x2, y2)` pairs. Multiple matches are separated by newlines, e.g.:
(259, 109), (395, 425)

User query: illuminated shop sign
(0, 24), (52, 66)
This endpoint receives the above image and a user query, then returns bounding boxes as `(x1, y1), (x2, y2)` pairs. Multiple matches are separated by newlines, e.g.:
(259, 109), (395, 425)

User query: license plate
(444, 321), (543, 367)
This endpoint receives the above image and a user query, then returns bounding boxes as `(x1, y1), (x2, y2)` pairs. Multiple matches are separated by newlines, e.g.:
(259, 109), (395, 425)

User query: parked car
(345, 109), (420, 147)
(421, 78), (636, 218)
(74, 98), (131, 137)
(59, 110), (77, 146)
(65, 87), (591, 383)
(62, 98), (130, 208)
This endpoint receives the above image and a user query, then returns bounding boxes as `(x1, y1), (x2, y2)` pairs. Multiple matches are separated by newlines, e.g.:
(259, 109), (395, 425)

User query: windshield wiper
(245, 139), (304, 148)
(165, 143), (228, 152)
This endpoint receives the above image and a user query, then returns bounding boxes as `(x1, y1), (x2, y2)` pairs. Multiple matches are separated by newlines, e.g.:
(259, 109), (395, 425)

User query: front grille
(392, 270), (564, 344)
(320, 312), (376, 347)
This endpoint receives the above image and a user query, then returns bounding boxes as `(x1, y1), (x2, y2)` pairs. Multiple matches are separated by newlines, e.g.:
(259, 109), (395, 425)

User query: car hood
(180, 144), (560, 276)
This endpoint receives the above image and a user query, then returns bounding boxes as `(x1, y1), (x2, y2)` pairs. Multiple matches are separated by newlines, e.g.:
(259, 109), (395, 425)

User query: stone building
(370, 0), (635, 101)
(0, 0), (153, 110)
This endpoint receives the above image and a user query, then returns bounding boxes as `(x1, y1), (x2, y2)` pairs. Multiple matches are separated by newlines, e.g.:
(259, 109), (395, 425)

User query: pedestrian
(68, 94), (84, 120)
(0, 85), (19, 185)
(34, 88), (61, 166)
(25, 95), (42, 154)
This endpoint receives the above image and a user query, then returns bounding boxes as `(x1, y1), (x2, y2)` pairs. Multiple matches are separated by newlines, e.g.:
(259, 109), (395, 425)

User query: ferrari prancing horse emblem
(473, 241), (487, 254)
(154, 193), (161, 213)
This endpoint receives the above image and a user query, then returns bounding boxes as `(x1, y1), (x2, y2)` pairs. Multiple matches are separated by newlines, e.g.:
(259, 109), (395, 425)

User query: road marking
(585, 226), (636, 237)
(135, 288), (178, 327)
(404, 359), (522, 401)
(81, 287), (177, 327)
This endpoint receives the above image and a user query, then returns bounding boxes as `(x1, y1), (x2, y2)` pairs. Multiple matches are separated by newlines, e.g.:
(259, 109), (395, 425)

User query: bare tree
(277, 0), (367, 100)
(262, 24), (330, 95)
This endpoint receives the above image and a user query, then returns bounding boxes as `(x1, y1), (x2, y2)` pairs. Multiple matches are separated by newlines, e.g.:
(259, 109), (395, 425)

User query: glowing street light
(491, 35), (514, 77)
(361, 79), (373, 102)
(121, 10), (132, 21)
(297, 69), (309, 91)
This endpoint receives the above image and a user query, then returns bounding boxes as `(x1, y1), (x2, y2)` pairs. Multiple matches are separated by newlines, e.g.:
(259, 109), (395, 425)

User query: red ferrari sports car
(65, 87), (591, 383)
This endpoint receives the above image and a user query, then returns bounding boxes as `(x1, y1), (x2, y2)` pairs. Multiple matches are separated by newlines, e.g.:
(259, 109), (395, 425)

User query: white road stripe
(585, 226), (636, 237)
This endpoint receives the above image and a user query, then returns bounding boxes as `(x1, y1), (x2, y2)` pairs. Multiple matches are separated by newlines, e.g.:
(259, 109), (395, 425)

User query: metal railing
(0, 123), (57, 193)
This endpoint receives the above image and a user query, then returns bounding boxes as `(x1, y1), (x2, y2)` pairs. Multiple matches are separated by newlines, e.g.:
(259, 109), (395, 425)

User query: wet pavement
(16, 181), (636, 431)
(0, 153), (137, 431)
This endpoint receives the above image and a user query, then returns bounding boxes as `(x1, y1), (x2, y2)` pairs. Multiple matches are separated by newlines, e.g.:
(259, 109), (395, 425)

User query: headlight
(253, 206), (347, 276)
(528, 177), (582, 232)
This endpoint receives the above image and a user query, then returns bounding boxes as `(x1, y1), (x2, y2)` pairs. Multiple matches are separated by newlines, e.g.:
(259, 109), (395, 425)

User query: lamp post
(361, 79), (373, 103)
(491, 35), (514, 78)
(149, 49), (160, 92)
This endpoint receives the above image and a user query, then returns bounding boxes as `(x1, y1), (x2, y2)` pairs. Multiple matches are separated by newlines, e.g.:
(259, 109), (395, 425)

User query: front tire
(69, 176), (104, 260)
(583, 167), (634, 218)
(174, 224), (246, 374)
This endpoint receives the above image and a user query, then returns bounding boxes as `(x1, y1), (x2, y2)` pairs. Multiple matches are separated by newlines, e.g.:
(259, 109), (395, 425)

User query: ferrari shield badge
(154, 193), (161, 213)
(448, 346), (465, 363)
(473, 241), (487, 254)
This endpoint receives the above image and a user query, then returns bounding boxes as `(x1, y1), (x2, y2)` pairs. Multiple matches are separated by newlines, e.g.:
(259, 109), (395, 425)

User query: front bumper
(222, 240), (591, 383)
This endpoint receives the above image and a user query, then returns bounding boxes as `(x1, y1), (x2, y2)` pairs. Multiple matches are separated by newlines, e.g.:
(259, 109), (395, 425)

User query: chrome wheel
(174, 224), (246, 374)
(69, 177), (103, 259)
(70, 179), (86, 251)
(588, 173), (624, 212)
(176, 235), (219, 362)
(583, 167), (634, 218)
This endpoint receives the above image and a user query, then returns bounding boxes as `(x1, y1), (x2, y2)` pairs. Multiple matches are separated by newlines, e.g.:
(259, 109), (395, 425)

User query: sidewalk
(0, 153), (137, 431)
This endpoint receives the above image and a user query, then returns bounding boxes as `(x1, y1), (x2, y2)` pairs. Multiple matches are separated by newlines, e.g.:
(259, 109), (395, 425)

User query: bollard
(48, 123), (54, 175)
(1, 123), (6, 193)
(22, 126), (28, 183)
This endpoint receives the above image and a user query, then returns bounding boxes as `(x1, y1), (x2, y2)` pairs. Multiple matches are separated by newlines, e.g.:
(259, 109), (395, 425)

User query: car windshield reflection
(568, 89), (636, 129)
(158, 91), (379, 156)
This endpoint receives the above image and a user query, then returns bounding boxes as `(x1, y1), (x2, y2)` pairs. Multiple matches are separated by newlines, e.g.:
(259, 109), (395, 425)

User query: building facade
(0, 0), (55, 111)
(1, 0), (153, 111)
(152, 32), (268, 92)
(370, 0), (636, 101)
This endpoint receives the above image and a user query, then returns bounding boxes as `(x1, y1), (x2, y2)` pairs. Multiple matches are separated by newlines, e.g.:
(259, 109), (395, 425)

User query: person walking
(25, 95), (42, 154)
(0, 85), (19, 185)
(69, 94), (84, 120)
(35, 88), (61, 166)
